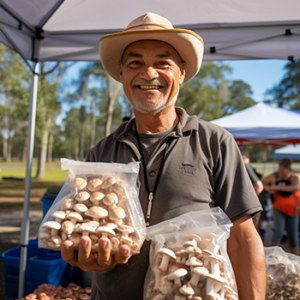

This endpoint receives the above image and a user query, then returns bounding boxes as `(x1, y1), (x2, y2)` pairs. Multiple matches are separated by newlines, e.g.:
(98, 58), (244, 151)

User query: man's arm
(253, 180), (264, 195)
(227, 215), (266, 300)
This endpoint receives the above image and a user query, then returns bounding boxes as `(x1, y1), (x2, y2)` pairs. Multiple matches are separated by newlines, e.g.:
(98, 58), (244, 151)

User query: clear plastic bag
(265, 246), (300, 299)
(38, 159), (146, 254)
(144, 207), (238, 300)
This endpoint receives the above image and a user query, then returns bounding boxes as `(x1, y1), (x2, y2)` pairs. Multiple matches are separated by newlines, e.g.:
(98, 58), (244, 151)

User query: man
(62, 13), (266, 300)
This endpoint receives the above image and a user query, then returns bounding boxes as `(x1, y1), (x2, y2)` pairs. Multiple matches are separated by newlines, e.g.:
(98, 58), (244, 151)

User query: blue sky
(224, 59), (287, 102)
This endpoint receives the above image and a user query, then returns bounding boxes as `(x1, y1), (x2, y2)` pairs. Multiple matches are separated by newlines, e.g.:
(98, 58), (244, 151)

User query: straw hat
(99, 12), (204, 83)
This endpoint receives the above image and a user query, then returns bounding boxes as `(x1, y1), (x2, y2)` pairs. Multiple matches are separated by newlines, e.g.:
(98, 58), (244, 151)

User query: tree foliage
(265, 60), (300, 109)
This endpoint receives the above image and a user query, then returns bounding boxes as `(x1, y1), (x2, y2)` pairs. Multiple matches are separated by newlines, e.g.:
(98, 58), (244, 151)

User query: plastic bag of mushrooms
(265, 246), (300, 300)
(144, 207), (239, 300)
(38, 159), (146, 254)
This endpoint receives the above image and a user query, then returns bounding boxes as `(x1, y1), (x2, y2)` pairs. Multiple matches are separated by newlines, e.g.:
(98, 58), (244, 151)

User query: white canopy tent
(1, 0), (300, 297)
(210, 103), (300, 146)
(274, 144), (300, 160)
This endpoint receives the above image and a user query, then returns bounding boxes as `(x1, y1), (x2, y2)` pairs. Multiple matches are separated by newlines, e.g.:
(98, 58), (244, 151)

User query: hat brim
(99, 29), (204, 83)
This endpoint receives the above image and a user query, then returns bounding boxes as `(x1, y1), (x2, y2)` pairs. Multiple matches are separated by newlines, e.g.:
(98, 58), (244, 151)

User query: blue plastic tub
(1, 239), (73, 299)
(41, 196), (55, 217)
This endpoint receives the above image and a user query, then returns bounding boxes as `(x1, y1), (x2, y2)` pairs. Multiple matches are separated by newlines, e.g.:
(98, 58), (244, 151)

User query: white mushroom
(157, 248), (176, 272)
(74, 177), (87, 190)
(61, 220), (75, 238)
(51, 211), (66, 224)
(42, 221), (61, 236)
(87, 178), (103, 192)
(48, 235), (62, 248)
(103, 193), (118, 208)
(168, 268), (188, 286)
(67, 211), (83, 225)
(85, 206), (108, 222)
(60, 198), (75, 210)
(96, 227), (116, 239)
(90, 192), (105, 206)
(189, 266), (209, 286)
(76, 191), (90, 203)
(101, 176), (118, 189)
(76, 223), (95, 237)
(179, 284), (195, 298)
(109, 206), (126, 225)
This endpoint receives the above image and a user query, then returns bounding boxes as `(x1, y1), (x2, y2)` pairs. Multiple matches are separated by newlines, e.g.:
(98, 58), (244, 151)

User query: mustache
(132, 79), (166, 86)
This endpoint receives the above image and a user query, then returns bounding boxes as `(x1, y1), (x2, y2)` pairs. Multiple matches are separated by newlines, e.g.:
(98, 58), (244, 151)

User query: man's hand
(61, 236), (131, 272)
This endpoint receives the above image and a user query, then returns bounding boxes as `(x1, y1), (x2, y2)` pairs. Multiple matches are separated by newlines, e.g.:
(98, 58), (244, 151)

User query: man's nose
(140, 65), (159, 80)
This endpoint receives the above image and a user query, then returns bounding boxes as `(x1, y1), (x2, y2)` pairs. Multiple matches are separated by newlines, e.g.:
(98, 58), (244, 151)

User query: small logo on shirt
(179, 162), (197, 175)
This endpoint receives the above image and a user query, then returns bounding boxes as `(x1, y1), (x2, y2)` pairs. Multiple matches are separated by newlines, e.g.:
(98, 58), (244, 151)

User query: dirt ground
(0, 200), (44, 300)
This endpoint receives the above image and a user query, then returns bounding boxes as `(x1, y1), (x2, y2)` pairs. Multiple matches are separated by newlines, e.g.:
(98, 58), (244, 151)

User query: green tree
(265, 60), (300, 109)
(0, 44), (31, 161)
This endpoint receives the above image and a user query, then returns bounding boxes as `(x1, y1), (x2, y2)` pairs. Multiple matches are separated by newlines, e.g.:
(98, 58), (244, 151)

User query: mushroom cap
(74, 177), (87, 190)
(198, 239), (211, 250)
(203, 273), (228, 284)
(67, 211), (83, 222)
(192, 266), (209, 276)
(79, 293), (90, 300)
(226, 294), (237, 300)
(158, 248), (176, 260)
(51, 211), (66, 220)
(87, 178), (103, 191)
(185, 246), (201, 255)
(73, 203), (88, 213)
(176, 249), (189, 257)
(42, 221), (61, 231)
(61, 220), (75, 235)
(39, 231), (50, 240)
(96, 227), (116, 237)
(186, 234), (202, 243)
(221, 284), (235, 295)
(83, 220), (99, 228)
(109, 206), (126, 221)
(76, 191), (90, 202)
(167, 242), (184, 252)
(112, 180), (128, 194)
(117, 224), (134, 234)
(90, 191), (105, 202)
(69, 233), (82, 245)
(104, 222), (118, 230)
(183, 240), (197, 247)
(179, 284), (195, 296)
(111, 237), (120, 248)
(76, 223), (96, 233)
(85, 206), (108, 219)
(102, 176), (118, 189)
(185, 256), (203, 267)
(120, 236), (133, 246)
(60, 198), (75, 210)
(103, 193), (118, 206)
(168, 268), (188, 280)
(48, 235), (62, 248)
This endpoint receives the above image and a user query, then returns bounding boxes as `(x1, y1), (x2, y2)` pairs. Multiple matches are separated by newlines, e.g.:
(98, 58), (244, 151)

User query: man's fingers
(97, 237), (112, 268)
(78, 236), (92, 264)
(113, 244), (131, 264)
(61, 240), (79, 266)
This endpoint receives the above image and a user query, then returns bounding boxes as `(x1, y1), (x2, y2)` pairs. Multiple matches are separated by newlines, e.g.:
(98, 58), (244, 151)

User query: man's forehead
(122, 40), (182, 61)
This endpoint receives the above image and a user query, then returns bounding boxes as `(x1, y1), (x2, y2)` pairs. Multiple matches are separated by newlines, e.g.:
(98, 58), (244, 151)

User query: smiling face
(119, 40), (185, 114)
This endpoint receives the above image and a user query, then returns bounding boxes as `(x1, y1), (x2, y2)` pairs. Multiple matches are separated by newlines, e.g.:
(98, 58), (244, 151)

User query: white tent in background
(274, 144), (300, 160)
(210, 103), (300, 146)
(1, 0), (300, 297)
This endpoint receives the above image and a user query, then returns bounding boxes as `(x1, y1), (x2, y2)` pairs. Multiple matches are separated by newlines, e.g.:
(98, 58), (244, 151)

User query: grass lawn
(0, 161), (68, 182)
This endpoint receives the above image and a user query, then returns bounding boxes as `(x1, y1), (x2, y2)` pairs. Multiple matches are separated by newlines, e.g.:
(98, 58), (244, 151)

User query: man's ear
(119, 62), (123, 83)
(179, 62), (186, 85)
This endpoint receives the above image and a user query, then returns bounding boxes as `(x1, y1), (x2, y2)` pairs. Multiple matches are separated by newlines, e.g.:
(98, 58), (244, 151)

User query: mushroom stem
(206, 279), (215, 298)
(189, 273), (201, 287)
(211, 259), (221, 276)
(51, 229), (58, 236)
(159, 255), (170, 272)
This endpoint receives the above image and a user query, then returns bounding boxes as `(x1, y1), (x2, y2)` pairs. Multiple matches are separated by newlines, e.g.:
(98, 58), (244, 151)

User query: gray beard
(131, 89), (180, 114)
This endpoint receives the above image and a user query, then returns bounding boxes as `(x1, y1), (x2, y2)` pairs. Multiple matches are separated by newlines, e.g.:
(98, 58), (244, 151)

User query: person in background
(262, 158), (300, 255)
(240, 147), (264, 229)
(240, 147), (264, 196)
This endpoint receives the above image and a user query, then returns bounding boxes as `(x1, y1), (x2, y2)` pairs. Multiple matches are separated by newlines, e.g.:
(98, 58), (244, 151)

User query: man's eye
(157, 61), (170, 67)
(128, 61), (140, 66)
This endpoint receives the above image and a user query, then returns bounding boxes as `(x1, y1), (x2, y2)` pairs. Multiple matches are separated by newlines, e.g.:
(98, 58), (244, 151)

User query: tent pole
(18, 62), (40, 299)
